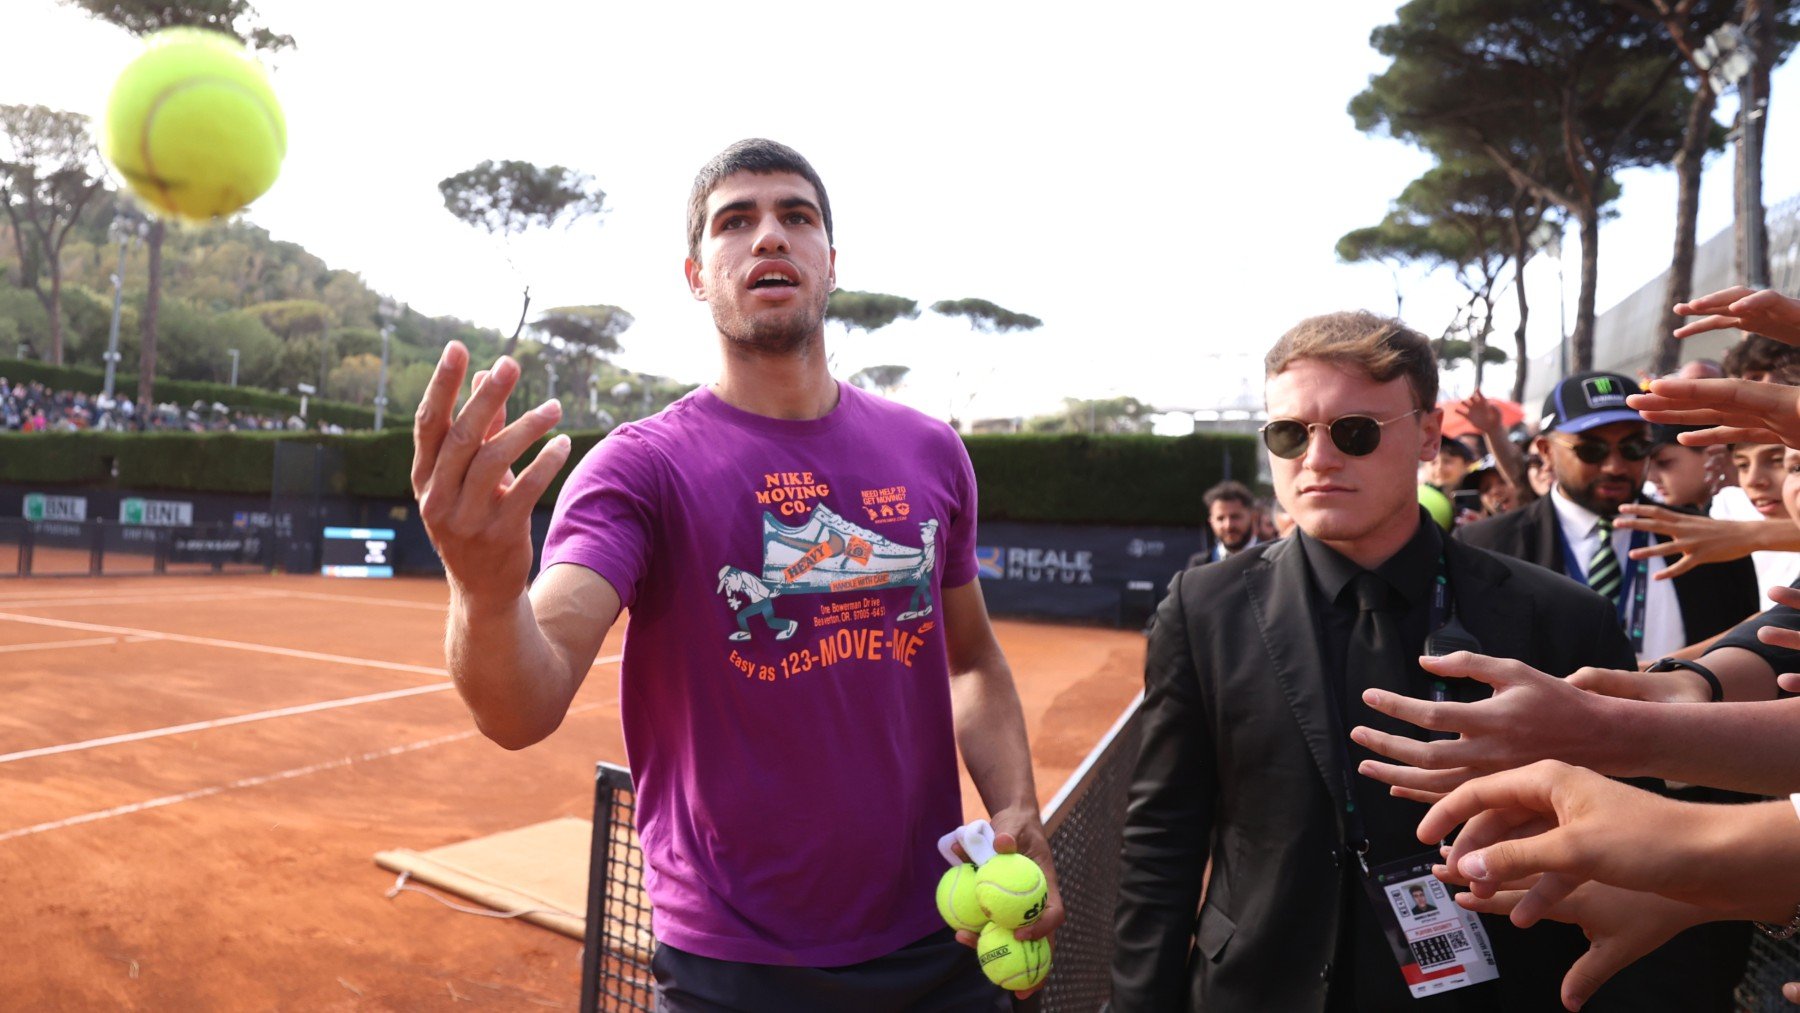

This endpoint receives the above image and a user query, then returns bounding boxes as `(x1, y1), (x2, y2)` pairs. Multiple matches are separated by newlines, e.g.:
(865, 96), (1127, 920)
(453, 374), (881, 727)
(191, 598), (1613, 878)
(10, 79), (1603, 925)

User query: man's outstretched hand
(413, 342), (571, 604)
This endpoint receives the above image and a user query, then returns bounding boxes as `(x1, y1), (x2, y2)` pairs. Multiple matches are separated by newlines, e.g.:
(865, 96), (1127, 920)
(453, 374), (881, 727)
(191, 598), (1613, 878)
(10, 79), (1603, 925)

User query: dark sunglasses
(1261, 409), (1422, 460)
(1550, 435), (1654, 465)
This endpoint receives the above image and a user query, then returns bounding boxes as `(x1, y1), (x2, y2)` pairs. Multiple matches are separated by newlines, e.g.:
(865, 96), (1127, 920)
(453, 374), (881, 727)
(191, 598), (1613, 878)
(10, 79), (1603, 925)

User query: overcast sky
(7, 1), (1800, 424)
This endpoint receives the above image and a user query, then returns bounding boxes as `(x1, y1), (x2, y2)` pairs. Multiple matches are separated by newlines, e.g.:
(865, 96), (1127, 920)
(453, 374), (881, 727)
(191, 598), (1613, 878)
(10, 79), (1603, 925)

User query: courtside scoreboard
(321, 526), (395, 578)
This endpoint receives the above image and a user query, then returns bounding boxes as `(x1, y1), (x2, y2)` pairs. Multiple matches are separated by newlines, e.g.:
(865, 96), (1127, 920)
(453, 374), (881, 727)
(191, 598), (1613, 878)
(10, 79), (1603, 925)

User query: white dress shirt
(1709, 485), (1800, 612)
(1212, 535), (1261, 563)
(1550, 487), (1683, 660)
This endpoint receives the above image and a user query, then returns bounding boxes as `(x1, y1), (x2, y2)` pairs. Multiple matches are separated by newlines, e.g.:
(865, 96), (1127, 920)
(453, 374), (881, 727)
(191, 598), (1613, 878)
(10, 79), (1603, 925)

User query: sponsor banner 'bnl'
(120, 497), (194, 526)
(23, 493), (87, 522)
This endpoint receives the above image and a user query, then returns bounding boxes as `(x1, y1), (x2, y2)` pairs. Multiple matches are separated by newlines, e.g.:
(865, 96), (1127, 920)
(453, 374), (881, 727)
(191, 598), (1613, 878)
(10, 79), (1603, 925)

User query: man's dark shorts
(652, 927), (1010, 1012)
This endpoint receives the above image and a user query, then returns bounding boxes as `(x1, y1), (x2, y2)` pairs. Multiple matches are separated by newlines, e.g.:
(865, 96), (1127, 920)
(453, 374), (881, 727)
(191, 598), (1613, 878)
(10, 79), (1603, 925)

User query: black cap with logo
(1540, 371), (1644, 435)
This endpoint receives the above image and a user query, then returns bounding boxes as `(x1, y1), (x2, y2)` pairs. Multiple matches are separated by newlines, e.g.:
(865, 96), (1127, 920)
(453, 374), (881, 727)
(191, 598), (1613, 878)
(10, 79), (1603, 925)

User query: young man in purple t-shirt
(411, 138), (1061, 1010)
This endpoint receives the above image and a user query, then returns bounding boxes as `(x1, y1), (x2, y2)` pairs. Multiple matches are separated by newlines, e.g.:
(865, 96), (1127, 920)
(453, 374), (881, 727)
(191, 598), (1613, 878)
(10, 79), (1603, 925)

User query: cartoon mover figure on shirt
(716, 506), (938, 641)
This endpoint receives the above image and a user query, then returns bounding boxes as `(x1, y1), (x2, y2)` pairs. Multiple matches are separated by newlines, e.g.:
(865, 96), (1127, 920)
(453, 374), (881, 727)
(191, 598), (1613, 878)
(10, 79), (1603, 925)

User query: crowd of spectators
(0, 377), (345, 434)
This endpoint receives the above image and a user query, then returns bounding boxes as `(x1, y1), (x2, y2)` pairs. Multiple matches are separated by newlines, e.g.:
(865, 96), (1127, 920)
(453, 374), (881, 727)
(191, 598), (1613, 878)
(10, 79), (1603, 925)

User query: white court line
(0, 635), (150, 655)
(0, 588), (268, 605)
(266, 589), (448, 612)
(0, 589), (153, 602)
(0, 610), (448, 677)
(0, 591), (269, 610)
(0, 653), (622, 766)
(0, 702), (607, 844)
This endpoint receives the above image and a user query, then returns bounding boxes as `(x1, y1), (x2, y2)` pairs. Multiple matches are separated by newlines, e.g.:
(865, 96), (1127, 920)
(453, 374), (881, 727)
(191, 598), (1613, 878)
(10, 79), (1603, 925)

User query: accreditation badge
(1359, 853), (1500, 999)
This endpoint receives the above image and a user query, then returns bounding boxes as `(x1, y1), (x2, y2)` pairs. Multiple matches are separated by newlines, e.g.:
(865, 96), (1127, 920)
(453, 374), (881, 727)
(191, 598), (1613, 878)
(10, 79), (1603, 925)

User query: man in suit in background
(1112, 312), (1733, 1012)
(1186, 480), (1260, 568)
(1456, 372), (1756, 658)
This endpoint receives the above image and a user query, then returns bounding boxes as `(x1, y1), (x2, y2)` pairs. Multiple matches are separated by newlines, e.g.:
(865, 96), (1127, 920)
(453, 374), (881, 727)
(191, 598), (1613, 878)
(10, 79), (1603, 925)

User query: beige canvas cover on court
(375, 817), (596, 940)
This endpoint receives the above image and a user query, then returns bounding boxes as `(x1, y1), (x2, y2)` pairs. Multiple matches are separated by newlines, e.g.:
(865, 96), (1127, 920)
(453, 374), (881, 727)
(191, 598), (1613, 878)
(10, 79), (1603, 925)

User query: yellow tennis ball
(103, 27), (286, 221)
(974, 852), (1047, 929)
(976, 921), (1051, 992)
(936, 863), (986, 933)
(1418, 483), (1453, 531)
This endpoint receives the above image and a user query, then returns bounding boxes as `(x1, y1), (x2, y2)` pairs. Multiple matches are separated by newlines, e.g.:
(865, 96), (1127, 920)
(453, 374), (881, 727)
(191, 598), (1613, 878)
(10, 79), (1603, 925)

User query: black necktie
(1347, 571), (1404, 701)
(1344, 572), (1410, 833)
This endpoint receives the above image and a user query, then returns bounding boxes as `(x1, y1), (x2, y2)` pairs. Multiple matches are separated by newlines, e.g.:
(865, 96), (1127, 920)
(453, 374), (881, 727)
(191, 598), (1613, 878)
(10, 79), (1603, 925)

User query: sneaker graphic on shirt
(761, 506), (922, 591)
(715, 505), (939, 641)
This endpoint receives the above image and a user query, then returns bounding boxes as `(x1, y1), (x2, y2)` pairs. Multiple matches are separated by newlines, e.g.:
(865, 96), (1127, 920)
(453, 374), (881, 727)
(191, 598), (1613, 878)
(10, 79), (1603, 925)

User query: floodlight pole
(374, 297), (398, 432)
(1702, 20), (1769, 288)
(102, 211), (143, 400)
(1743, 71), (1770, 288)
(373, 329), (392, 431)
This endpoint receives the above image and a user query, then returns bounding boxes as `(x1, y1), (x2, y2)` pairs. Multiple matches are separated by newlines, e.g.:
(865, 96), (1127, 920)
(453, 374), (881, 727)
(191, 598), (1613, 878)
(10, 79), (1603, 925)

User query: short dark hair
(1265, 311), (1439, 410)
(686, 138), (834, 263)
(1722, 334), (1800, 381)
(1204, 480), (1255, 511)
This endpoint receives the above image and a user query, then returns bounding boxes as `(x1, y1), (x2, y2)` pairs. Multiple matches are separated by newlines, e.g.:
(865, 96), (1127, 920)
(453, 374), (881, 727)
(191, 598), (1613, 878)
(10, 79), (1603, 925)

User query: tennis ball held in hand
(936, 863), (986, 932)
(976, 921), (1051, 991)
(974, 852), (1047, 929)
(104, 27), (287, 220)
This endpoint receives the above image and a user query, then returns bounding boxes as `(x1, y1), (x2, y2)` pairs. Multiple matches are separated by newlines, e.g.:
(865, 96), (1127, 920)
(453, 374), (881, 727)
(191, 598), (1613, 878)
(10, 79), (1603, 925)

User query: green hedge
(0, 356), (377, 429)
(0, 429), (1257, 525)
(963, 432), (1256, 525)
(0, 430), (284, 494)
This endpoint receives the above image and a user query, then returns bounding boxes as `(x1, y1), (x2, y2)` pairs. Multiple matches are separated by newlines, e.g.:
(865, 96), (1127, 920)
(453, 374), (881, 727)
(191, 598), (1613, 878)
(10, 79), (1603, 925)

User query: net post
(579, 761), (613, 1013)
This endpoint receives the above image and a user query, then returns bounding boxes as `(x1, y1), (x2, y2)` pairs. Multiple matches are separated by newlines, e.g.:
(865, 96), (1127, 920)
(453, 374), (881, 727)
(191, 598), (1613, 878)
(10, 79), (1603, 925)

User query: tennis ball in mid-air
(104, 27), (286, 220)
(976, 921), (1051, 991)
(936, 863), (986, 932)
(974, 852), (1047, 929)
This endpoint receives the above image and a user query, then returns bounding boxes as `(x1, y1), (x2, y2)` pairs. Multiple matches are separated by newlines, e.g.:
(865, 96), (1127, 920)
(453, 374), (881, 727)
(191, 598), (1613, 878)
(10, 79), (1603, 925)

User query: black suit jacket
(1110, 532), (1732, 1012)
(1455, 494), (1757, 645)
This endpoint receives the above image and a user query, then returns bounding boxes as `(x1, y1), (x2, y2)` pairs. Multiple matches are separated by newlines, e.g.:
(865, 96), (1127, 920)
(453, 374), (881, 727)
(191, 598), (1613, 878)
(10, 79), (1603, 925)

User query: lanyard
(1558, 525), (1650, 652)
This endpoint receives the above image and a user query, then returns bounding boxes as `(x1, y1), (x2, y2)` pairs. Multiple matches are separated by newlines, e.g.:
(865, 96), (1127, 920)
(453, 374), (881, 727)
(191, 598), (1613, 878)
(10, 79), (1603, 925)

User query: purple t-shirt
(540, 382), (977, 966)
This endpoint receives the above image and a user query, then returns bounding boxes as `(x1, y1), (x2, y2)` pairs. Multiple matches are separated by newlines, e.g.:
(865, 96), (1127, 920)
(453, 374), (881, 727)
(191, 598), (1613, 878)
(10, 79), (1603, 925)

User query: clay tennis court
(0, 571), (1145, 1010)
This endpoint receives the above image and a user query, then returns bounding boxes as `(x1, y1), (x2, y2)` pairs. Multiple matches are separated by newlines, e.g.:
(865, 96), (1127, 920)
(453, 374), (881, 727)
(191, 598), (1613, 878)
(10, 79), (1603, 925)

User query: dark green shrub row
(0, 430), (283, 494)
(963, 432), (1256, 525)
(0, 429), (597, 502)
(0, 429), (1257, 525)
(0, 356), (377, 429)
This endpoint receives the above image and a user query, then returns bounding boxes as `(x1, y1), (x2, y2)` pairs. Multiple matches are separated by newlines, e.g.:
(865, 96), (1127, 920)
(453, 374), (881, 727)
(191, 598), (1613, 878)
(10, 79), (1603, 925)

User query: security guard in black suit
(1113, 314), (1737, 1011)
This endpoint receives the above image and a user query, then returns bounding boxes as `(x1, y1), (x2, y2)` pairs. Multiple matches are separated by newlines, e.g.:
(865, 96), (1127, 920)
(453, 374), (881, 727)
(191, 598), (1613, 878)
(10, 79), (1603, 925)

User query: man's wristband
(1646, 658), (1724, 703)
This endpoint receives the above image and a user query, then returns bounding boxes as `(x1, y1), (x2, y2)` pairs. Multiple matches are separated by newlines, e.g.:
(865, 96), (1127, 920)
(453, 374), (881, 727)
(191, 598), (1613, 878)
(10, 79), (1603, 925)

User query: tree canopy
(849, 364), (910, 395)
(438, 159), (607, 354)
(438, 160), (607, 238)
(0, 104), (106, 364)
(59, 0), (294, 49)
(827, 290), (919, 333)
(930, 298), (1042, 333)
(1351, 0), (1698, 370)
(533, 304), (632, 356)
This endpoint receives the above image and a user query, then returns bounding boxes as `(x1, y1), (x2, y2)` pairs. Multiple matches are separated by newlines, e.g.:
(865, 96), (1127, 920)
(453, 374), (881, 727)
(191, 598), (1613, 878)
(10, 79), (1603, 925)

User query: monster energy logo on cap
(1582, 375), (1629, 408)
